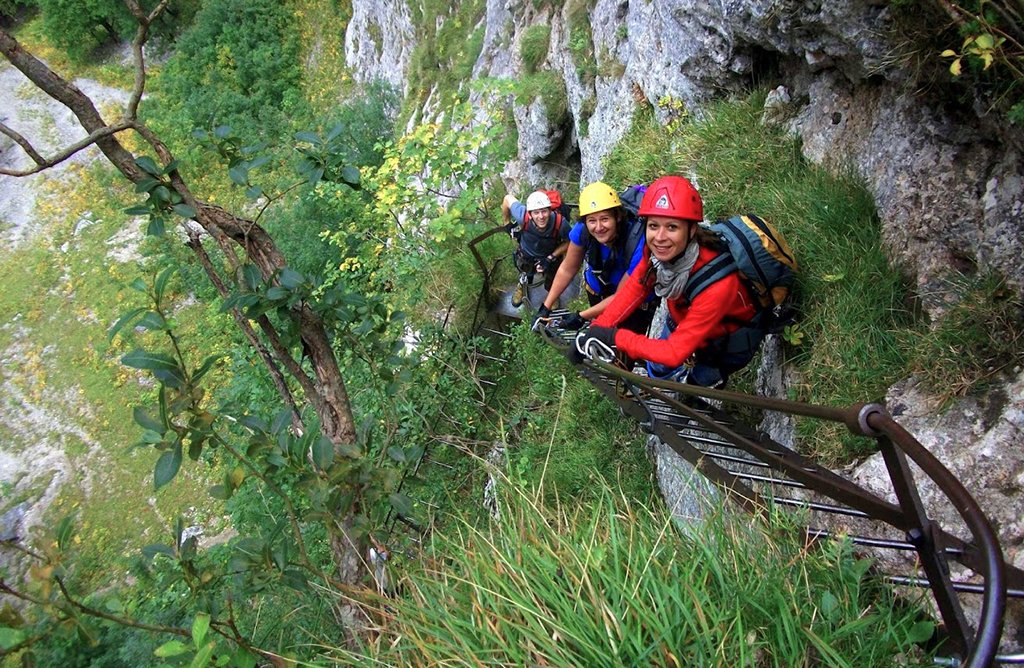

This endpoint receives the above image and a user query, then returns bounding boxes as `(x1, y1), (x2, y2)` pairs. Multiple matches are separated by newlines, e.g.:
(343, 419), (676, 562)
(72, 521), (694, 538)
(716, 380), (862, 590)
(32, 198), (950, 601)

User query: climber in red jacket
(569, 175), (760, 388)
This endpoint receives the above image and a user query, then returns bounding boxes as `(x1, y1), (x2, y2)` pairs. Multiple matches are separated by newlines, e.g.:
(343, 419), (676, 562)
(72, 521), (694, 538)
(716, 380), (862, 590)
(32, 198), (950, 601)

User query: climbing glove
(557, 311), (587, 331)
(531, 304), (553, 331)
(569, 326), (619, 364)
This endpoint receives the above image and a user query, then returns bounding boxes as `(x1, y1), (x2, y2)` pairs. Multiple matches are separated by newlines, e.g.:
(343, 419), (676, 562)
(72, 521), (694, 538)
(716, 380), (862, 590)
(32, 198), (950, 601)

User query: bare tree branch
(0, 121), (45, 164)
(123, 0), (171, 117)
(0, 28), (143, 181)
(0, 120), (133, 176)
(147, 0), (173, 24)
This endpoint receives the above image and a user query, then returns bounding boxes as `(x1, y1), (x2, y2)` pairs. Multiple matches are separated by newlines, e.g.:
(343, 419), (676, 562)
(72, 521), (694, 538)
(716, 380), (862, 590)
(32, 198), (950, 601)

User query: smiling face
(645, 215), (695, 262)
(528, 207), (550, 228)
(584, 208), (618, 245)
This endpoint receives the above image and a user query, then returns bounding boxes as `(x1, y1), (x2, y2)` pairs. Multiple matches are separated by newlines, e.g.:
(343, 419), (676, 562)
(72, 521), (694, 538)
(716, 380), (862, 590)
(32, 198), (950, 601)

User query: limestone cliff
(345, 0), (1023, 302)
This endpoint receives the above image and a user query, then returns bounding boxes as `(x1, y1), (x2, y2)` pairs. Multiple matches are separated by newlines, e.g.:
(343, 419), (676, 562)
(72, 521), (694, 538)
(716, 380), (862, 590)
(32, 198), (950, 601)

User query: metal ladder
(537, 321), (1023, 667)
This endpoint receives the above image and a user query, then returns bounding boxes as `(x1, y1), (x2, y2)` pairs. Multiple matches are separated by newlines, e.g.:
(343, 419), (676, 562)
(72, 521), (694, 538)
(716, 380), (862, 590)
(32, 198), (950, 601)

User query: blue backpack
(684, 214), (798, 319)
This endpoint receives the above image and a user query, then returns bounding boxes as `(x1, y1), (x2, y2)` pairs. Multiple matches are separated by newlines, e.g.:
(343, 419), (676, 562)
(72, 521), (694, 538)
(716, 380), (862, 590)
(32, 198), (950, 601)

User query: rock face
(854, 371), (1024, 570)
(347, 0), (1023, 298)
(344, 0), (415, 94)
(851, 371), (1024, 648)
(0, 64), (131, 245)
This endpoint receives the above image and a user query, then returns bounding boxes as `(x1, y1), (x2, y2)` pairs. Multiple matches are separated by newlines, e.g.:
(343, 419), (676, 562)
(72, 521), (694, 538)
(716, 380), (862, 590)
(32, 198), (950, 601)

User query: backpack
(618, 184), (646, 217)
(684, 213), (798, 321)
(543, 189), (574, 221)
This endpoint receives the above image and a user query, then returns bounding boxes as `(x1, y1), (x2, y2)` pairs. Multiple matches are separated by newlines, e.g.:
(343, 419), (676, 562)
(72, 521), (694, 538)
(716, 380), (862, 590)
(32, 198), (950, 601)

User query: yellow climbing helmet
(578, 182), (621, 216)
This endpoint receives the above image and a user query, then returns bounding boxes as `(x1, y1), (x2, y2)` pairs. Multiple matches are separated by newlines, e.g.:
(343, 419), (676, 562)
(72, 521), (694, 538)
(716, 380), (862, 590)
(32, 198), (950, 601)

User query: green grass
(358, 483), (935, 666)
(519, 24), (551, 74)
(566, 0), (597, 86)
(516, 70), (570, 126)
(602, 95), (1024, 460)
(494, 323), (654, 502)
(908, 273), (1024, 402)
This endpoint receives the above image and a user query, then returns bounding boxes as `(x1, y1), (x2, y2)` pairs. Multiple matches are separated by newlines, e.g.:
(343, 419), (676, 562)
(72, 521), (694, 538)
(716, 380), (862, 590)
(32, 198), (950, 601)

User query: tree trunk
(0, 27), (366, 588)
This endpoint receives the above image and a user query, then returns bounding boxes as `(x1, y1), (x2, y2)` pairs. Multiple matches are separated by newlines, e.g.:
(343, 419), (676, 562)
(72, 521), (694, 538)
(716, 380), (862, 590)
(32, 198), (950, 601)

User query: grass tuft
(361, 483), (935, 666)
(520, 24), (551, 75)
(909, 273), (1024, 402)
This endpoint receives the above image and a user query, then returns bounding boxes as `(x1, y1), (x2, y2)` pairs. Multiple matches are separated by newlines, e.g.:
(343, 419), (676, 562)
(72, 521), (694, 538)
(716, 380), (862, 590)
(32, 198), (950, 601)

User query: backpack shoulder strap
(523, 212), (564, 237)
(720, 216), (770, 290)
(683, 251), (738, 304)
(622, 217), (645, 265)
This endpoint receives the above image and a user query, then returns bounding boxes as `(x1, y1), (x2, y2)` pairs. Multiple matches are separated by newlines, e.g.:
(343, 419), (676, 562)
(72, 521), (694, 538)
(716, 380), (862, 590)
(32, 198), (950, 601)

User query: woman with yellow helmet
(535, 181), (656, 335)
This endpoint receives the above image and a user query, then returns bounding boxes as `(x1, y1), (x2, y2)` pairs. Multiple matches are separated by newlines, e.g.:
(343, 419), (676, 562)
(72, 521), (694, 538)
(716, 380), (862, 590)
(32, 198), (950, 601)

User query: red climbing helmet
(638, 175), (703, 221)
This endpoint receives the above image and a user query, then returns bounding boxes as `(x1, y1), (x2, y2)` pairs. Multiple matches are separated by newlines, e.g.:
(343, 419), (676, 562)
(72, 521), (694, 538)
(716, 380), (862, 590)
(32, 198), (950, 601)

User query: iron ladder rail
(537, 322), (1024, 667)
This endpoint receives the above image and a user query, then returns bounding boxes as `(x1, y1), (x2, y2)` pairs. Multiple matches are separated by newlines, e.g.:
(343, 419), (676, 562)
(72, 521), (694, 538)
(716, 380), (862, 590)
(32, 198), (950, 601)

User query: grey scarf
(652, 241), (700, 300)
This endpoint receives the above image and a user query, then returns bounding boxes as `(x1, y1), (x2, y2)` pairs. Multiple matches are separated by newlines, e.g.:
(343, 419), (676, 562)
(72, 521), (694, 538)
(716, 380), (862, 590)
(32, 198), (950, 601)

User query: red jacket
(592, 245), (757, 367)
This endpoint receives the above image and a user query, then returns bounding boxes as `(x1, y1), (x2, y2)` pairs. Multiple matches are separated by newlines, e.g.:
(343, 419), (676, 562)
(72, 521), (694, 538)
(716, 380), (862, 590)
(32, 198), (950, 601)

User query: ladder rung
(771, 497), (870, 519)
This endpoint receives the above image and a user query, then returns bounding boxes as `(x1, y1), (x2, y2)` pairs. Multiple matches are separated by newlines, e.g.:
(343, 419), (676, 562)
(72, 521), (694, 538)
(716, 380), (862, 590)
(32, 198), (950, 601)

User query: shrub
(520, 23), (551, 74)
(152, 0), (302, 143)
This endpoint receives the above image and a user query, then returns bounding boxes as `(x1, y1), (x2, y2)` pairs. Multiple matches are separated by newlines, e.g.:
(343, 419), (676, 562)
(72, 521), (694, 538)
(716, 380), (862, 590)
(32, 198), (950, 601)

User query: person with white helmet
(502, 190), (571, 308)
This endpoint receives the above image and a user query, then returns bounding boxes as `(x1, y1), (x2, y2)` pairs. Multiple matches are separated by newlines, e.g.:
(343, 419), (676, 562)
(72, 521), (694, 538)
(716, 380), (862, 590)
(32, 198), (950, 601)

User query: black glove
(567, 330), (587, 364)
(570, 326), (619, 363)
(535, 255), (556, 272)
(531, 304), (553, 331)
(558, 311), (586, 330)
(504, 222), (519, 238)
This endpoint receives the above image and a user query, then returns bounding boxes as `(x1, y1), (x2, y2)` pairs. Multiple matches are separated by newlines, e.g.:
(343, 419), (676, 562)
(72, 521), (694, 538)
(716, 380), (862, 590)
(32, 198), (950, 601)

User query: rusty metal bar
(639, 384), (909, 527)
(885, 575), (1024, 599)
(877, 430), (971, 656)
(467, 224), (511, 307)
(867, 412), (1007, 668)
(530, 327), (1012, 664)
(806, 528), (917, 551)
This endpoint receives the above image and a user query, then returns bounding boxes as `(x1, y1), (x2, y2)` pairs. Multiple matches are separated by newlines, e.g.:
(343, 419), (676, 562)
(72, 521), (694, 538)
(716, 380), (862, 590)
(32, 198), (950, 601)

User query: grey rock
(344, 0), (416, 92)
(0, 503), (28, 542)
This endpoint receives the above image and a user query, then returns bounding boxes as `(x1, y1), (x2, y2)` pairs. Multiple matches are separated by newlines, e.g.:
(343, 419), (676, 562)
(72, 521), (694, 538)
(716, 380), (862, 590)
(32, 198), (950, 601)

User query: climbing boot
(511, 274), (527, 308)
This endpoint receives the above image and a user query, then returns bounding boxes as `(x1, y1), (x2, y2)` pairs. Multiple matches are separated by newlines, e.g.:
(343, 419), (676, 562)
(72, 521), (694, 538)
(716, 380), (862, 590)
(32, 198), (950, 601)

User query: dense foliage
(154, 0), (302, 143)
(33, 0), (198, 61)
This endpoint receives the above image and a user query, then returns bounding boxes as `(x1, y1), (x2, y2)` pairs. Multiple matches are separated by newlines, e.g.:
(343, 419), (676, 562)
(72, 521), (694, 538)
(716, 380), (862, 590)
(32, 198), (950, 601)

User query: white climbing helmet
(526, 190), (552, 212)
